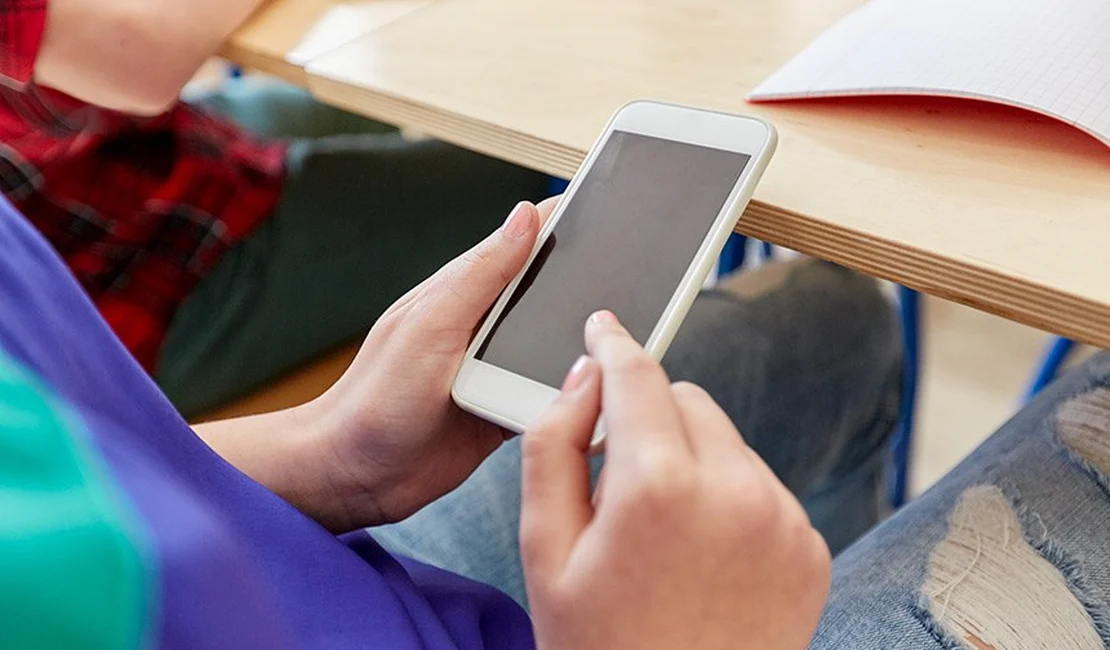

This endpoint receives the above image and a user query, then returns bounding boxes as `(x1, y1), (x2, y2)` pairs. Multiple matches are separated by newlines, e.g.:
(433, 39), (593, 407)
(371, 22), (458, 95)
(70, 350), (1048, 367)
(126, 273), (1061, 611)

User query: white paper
(749, 0), (1110, 146)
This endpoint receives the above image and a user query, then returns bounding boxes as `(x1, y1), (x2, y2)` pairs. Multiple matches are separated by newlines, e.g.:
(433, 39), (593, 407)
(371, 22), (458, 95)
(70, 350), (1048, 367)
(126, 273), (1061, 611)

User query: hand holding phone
(453, 101), (777, 440)
(295, 200), (555, 531)
(520, 312), (831, 650)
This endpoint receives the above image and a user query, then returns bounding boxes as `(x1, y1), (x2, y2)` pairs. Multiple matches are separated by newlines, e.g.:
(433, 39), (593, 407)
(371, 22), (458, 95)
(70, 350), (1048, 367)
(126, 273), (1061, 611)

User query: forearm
(35, 0), (270, 114)
(193, 400), (360, 533)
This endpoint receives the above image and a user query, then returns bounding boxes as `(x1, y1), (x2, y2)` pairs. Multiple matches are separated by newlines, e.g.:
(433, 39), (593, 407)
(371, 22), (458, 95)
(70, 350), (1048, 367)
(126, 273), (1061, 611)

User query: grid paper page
(749, 0), (1110, 146)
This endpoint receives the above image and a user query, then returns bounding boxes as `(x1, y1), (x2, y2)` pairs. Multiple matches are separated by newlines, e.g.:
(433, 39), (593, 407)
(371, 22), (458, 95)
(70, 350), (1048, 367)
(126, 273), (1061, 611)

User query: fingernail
(589, 310), (617, 325)
(561, 355), (591, 392)
(503, 202), (533, 238)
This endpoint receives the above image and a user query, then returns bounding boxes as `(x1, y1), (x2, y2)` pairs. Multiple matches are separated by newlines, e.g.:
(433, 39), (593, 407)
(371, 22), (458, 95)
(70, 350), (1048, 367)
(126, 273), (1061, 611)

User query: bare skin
(36, 0), (276, 113)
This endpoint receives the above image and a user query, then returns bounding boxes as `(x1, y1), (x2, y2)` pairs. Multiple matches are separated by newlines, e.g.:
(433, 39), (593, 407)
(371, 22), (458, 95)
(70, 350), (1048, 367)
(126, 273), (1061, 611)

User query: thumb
(421, 201), (540, 330)
(520, 356), (600, 588)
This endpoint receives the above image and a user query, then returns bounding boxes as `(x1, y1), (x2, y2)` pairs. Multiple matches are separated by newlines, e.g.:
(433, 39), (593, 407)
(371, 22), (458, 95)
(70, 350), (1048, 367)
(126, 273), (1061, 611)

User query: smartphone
(452, 100), (777, 441)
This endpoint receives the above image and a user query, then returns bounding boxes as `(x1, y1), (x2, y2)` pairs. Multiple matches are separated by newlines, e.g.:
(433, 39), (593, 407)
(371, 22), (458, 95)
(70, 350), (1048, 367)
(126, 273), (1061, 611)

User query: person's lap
(376, 288), (1110, 650)
(371, 258), (904, 607)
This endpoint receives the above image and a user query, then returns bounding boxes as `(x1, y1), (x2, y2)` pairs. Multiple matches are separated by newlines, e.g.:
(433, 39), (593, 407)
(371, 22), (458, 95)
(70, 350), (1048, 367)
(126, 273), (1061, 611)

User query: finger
(669, 383), (805, 519)
(536, 195), (561, 226)
(669, 381), (752, 461)
(744, 442), (802, 507)
(520, 356), (602, 585)
(592, 465), (607, 508)
(417, 201), (540, 331)
(584, 311), (692, 461)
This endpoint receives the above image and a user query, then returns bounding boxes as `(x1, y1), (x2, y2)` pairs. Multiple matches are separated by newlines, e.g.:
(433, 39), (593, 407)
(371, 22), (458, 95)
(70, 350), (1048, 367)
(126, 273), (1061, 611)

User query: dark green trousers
(157, 79), (548, 416)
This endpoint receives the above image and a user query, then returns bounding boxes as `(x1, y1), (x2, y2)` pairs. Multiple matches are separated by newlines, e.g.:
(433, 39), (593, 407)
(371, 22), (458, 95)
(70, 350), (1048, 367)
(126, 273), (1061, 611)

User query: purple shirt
(0, 194), (535, 649)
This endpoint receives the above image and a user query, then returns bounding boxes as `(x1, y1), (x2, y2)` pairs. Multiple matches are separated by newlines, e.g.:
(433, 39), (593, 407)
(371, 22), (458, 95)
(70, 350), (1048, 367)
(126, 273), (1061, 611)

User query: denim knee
(665, 260), (902, 499)
(811, 353), (1110, 650)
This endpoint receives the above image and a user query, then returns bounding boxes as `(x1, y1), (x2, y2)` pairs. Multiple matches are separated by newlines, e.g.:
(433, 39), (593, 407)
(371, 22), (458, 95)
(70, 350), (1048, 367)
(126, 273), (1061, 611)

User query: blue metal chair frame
(716, 233), (775, 275)
(889, 286), (920, 508)
(718, 232), (748, 272)
(1024, 337), (1076, 402)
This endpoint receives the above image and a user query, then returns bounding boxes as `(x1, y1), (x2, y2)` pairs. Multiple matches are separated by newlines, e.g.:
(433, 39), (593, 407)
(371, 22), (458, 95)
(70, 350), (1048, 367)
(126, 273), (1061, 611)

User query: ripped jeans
(814, 350), (1110, 650)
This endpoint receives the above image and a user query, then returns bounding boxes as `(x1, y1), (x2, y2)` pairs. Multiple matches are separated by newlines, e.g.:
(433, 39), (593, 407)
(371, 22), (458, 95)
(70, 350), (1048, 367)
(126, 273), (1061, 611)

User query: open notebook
(748, 0), (1110, 147)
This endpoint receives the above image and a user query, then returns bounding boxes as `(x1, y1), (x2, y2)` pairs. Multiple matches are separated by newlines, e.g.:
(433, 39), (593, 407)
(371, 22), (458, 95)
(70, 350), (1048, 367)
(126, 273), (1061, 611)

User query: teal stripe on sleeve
(0, 353), (153, 650)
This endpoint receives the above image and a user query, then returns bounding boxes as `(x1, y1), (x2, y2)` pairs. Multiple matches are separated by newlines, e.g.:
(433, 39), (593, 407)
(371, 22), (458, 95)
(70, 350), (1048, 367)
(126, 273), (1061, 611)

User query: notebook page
(749, 0), (1110, 146)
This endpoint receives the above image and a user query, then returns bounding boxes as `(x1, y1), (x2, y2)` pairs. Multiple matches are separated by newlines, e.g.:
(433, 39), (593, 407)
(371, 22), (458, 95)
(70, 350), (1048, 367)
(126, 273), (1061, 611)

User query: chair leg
(547, 177), (569, 195)
(718, 233), (748, 276)
(1024, 337), (1076, 402)
(890, 286), (921, 509)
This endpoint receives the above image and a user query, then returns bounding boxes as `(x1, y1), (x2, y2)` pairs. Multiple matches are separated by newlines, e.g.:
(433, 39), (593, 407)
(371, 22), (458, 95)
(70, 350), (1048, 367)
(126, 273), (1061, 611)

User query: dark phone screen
(477, 130), (751, 388)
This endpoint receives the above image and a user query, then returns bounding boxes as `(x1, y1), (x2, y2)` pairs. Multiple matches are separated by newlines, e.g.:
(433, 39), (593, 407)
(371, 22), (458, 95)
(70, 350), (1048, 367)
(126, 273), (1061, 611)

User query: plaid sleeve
(0, 0), (47, 85)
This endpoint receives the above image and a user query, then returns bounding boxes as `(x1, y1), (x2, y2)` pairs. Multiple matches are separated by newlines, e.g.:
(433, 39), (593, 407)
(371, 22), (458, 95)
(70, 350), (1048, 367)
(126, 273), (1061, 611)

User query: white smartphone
(452, 100), (777, 441)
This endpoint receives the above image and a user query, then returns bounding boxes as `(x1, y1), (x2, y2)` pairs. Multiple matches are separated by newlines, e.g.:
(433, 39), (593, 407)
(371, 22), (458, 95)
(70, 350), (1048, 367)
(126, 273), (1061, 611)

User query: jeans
(809, 350), (1110, 649)
(373, 258), (904, 607)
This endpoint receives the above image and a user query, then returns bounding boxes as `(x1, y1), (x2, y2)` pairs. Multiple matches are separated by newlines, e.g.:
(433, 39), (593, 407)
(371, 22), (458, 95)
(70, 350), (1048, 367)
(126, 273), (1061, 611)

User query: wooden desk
(222, 0), (431, 85)
(288, 0), (1110, 347)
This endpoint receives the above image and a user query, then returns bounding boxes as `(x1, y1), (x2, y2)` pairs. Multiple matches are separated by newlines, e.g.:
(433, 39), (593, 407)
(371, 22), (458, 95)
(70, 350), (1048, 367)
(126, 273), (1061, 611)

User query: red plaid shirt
(0, 0), (286, 369)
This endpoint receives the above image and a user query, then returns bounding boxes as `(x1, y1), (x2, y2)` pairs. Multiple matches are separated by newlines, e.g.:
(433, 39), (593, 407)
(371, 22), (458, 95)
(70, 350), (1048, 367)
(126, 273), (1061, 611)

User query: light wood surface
(222, 0), (431, 85)
(293, 0), (1110, 347)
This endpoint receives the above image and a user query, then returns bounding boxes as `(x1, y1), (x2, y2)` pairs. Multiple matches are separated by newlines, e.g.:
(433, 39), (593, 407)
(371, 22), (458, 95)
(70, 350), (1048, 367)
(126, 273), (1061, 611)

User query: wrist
(194, 399), (372, 533)
(293, 390), (398, 532)
(268, 397), (386, 533)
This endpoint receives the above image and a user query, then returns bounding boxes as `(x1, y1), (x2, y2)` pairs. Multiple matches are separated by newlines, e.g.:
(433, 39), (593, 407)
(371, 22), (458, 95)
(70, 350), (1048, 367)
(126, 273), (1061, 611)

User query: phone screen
(476, 130), (751, 388)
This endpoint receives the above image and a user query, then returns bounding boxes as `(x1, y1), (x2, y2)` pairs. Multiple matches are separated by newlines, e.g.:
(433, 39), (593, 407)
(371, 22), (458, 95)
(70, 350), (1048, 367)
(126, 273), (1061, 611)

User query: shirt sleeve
(0, 0), (47, 86)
